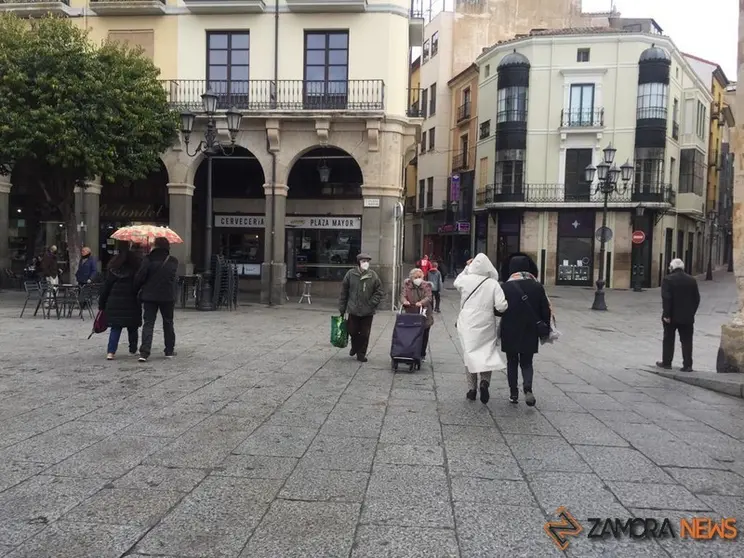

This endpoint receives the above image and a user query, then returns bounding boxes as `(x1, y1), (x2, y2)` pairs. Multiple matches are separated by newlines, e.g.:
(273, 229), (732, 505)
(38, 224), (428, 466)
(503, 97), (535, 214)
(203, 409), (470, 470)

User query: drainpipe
(267, 0), (279, 306)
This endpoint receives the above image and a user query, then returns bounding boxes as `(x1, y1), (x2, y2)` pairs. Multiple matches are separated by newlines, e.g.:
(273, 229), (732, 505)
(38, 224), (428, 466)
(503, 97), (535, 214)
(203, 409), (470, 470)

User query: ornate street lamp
(180, 91), (243, 310)
(317, 159), (331, 183)
(584, 144), (632, 311)
(705, 209), (718, 281)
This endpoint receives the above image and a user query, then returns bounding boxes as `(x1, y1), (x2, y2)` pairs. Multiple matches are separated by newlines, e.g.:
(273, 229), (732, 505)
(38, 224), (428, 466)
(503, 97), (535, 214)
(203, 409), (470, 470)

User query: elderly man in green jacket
(339, 253), (384, 362)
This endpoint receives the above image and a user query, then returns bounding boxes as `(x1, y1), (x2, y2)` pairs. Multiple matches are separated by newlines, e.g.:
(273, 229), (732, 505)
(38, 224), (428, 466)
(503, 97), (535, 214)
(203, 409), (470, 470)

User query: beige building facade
(1, 0), (422, 302)
(475, 28), (712, 289)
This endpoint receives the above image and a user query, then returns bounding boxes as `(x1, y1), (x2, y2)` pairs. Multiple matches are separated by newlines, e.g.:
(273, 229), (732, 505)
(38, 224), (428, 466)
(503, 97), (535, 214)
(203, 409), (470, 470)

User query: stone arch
(286, 145), (364, 199)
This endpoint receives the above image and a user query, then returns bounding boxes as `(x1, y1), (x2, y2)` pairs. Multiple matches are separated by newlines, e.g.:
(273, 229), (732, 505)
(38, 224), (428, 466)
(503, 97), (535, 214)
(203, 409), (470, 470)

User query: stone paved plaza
(0, 273), (743, 557)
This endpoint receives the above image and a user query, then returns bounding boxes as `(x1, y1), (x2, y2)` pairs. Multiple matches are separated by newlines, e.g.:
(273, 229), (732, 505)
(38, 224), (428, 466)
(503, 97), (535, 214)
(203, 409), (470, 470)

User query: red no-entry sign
(632, 231), (646, 245)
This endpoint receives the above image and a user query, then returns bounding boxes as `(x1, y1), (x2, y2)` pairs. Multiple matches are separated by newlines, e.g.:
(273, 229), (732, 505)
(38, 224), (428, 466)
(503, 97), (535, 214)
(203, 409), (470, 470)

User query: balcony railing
(457, 101), (471, 122)
(560, 108), (604, 127)
(476, 183), (677, 206)
(672, 121), (679, 140)
(162, 79), (385, 112)
(0, 0), (70, 4)
(452, 152), (467, 171)
(407, 88), (423, 117)
(636, 107), (668, 120)
(631, 183), (676, 204)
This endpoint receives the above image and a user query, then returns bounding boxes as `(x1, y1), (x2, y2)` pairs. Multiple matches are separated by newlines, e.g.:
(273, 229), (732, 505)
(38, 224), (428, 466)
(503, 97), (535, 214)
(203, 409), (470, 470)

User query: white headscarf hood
(466, 253), (499, 280)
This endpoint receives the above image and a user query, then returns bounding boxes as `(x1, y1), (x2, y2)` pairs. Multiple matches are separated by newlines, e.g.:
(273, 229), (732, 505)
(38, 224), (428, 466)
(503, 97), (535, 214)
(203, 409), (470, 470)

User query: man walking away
(339, 253), (384, 363)
(134, 237), (179, 362)
(428, 262), (443, 312)
(657, 258), (700, 372)
(40, 245), (59, 287)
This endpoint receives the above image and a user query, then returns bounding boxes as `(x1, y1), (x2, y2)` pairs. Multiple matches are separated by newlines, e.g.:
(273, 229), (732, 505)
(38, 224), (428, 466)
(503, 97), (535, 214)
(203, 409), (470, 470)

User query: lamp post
(705, 209), (718, 281)
(584, 144), (634, 311)
(180, 92), (243, 311)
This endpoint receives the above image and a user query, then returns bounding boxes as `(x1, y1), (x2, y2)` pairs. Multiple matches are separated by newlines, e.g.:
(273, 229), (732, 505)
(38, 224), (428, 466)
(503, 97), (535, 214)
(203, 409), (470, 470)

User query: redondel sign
(632, 231), (646, 245)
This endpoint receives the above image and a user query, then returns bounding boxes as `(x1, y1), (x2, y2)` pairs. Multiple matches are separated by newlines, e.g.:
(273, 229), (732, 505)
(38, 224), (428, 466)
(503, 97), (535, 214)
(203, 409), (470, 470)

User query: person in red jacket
(417, 254), (432, 279)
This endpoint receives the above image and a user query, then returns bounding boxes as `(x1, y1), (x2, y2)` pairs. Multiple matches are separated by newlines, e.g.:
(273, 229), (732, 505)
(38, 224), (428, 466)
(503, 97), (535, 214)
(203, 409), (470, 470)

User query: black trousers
(140, 301), (176, 358)
(421, 327), (430, 358)
(432, 291), (441, 311)
(662, 322), (693, 368)
(506, 352), (534, 393)
(347, 314), (373, 357)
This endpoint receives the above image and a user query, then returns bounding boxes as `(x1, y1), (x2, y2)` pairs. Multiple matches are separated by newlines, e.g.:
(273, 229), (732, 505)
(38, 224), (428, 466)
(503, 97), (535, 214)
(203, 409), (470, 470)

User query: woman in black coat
(499, 254), (551, 406)
(99, 243), (142, 360)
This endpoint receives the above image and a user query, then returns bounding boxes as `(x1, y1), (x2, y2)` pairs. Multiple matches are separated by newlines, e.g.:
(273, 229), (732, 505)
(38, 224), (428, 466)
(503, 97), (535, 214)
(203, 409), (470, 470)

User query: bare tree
(716, 0), (744, 372)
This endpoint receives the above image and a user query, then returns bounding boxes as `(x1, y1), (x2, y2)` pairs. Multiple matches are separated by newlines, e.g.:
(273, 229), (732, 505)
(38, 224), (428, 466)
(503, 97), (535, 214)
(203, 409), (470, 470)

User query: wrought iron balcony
(631, 184), (676, 205)
(452, 152), (468, 171)
(457, 101), (471, 123)
(162, 79), (385, 112)
(407, 88), (424, 117)
(476, 183), (637, 205)
(560, 108), (604, 127)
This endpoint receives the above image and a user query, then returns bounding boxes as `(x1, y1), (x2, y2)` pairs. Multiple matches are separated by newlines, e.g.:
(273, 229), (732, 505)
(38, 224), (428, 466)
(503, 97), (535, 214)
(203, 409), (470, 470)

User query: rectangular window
(428, 127), (435, 150)
(420, 131), (426, 153)
(431, 32), (439, 57)
(637, 82), (668, 120)
(679, 149), (706, 195)
(497, 86), (527, 122)
(669, 157), (676, 185)
(429, 83), (437, 115)
(304, 31), (349, 110)
(497, 160), (524, 194)
(426, 177), (434, 208)
(418, 179), (425, 209)
(207, 31), (250, 107)
(672, 98), (680, 140)
(564, 148), (592, 201)
(576, 48), (590, 62)
(479, 119), (490, 139)
(421, 89), (428, 119)
(422, 40), (430, 63)
(695, 101), (706, 138)
(479, 157), (488, 188)
(484, 64), (490, 78)
(568, 84), (595, 125)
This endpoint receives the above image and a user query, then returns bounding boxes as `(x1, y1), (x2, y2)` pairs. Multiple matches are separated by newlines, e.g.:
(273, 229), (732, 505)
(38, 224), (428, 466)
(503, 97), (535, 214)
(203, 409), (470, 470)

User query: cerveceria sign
(215, 215), (361, 230)
(100, 204), (166, 220)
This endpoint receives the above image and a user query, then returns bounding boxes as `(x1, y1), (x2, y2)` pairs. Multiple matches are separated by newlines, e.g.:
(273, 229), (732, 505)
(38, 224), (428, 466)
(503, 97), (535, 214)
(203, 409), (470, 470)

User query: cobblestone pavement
(0, 272), (743, 557)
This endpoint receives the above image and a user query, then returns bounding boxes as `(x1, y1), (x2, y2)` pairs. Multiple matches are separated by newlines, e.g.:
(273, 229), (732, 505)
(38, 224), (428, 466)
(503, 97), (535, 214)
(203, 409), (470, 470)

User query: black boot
(524, 389), (536, 407)
(466, 389), (477, 401)
(509, 389), (519, 404)
(479, 380), (490, 404)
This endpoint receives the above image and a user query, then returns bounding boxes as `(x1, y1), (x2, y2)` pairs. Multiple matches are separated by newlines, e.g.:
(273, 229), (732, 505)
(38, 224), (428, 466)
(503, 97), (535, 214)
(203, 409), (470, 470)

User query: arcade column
(73, 182), (101, 255)
(0, 180), (10, 270)
(261, 183), (288, 305)
(167, 183), (195, 275)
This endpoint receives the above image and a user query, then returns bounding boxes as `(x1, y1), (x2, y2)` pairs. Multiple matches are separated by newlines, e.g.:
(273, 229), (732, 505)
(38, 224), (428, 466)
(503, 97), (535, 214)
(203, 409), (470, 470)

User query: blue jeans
(107, 326), (139, 354)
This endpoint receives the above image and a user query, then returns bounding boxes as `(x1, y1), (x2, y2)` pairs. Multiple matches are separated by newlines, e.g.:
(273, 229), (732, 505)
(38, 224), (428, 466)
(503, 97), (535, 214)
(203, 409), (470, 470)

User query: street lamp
(180, 91), (243, 310)
(705, 209), (718, 281)
(584, 144), (633, 311)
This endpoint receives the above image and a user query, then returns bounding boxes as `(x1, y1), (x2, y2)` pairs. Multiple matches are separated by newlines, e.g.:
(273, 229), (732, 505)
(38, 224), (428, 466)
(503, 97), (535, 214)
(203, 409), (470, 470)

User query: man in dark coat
(498, 254), (551, 406)
(134, 237), (179, 362)
(99, 245), (142, 359)
(339, 253), (384, 363)
(39, 245), (59, 285)
(657, 258), (700, 372)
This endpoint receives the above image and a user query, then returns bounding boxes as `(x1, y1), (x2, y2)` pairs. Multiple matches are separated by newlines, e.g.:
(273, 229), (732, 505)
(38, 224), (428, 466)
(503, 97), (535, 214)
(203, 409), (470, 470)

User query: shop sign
(450, 174), (460, 201)
(363, 198), (380, 208)
(457, 221), (471, 233)
(100, 204), (166, 220)
(438, 224), (456, 233)
(237, 263), (261, 276)
(285, 216), (361, 230)
(215, 215), (266, 228)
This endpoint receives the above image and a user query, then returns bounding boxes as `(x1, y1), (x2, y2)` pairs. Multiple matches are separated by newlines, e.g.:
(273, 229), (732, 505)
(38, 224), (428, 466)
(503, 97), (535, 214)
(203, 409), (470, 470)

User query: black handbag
(512, 281), (551, 340)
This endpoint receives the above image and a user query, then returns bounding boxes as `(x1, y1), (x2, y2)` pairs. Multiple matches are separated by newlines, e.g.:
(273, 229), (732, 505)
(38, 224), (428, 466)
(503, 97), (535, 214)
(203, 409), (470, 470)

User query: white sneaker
(106, 353), (114, 361)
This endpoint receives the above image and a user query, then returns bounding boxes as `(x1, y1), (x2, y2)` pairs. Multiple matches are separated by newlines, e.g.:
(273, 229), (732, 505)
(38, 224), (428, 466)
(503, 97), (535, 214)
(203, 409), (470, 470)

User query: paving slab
(0, 272), (741, 556)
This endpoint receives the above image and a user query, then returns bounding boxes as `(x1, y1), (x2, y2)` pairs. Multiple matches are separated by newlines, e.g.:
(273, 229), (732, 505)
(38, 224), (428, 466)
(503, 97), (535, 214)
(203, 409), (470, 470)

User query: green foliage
(0, 14), (178, 192)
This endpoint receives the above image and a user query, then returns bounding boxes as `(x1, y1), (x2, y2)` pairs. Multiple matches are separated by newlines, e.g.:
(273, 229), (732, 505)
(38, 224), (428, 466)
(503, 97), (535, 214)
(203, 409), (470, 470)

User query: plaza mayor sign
(215, 215), (361, 230)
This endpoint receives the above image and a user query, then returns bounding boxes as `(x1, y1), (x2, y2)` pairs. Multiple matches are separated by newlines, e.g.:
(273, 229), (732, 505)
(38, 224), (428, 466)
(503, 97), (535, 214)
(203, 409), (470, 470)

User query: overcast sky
(583, 0), (738, 79)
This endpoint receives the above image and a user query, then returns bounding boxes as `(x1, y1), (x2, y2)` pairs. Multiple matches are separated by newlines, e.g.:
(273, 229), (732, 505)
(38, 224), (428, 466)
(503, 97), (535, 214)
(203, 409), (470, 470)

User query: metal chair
(20, 281), (46, 318)
(298, 281), (312, 304)
(76, 284), (97, 319)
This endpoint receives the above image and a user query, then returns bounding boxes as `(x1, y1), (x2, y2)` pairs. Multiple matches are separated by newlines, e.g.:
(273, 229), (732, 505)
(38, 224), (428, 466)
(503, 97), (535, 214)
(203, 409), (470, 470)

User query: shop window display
(287, 229), (361, 281)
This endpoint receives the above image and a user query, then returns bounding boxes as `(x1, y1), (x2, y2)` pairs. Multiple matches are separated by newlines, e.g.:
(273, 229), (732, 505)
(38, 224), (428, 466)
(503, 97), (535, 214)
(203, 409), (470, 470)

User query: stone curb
(643, 366), (744, 399)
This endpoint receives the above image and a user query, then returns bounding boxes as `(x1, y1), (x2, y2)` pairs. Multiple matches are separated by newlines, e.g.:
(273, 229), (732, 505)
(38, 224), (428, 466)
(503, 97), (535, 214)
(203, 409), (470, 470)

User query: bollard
(632, 264), (645, 292)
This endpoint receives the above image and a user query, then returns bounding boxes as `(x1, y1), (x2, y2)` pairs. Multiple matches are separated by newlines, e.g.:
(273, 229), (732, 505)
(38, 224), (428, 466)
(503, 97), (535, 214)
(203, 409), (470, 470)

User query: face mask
(413, 278), (423, 286)
(360, 261), (370, 271)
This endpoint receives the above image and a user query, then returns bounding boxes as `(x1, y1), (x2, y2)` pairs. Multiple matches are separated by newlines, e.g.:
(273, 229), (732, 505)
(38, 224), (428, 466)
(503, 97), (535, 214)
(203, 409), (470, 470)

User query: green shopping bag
(330, 315), (349, 348)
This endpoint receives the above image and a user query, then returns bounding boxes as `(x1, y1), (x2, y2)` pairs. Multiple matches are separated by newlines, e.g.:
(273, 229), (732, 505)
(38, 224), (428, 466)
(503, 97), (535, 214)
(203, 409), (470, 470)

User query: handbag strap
(512, 280), (542, 323)
(461, 277), (489, 310)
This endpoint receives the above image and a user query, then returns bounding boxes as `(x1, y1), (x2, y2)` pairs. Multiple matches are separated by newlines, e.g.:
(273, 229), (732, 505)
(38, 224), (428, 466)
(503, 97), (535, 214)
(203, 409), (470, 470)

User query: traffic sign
(595, 226), (613, 243)
(632, 230), (646, 245)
